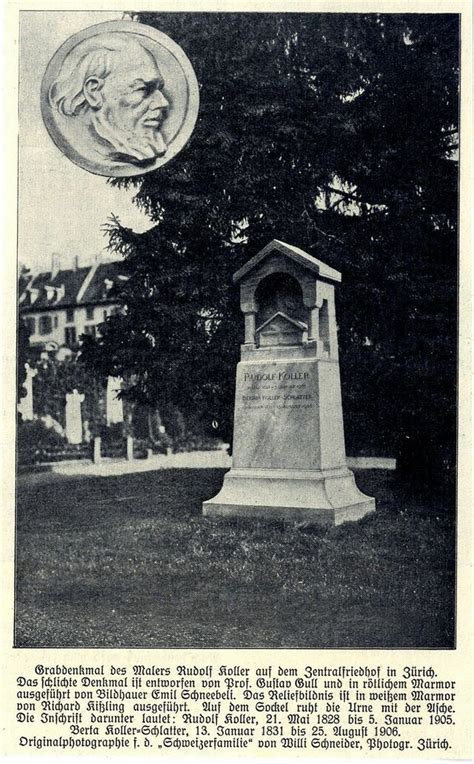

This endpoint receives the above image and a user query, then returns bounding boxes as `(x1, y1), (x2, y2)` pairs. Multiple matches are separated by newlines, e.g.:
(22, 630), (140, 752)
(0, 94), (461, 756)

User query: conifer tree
(82, 12), (459, 485)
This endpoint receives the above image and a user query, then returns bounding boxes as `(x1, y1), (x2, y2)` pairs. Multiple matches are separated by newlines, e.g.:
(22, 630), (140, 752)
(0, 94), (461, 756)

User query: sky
(19, 11), (154, 274)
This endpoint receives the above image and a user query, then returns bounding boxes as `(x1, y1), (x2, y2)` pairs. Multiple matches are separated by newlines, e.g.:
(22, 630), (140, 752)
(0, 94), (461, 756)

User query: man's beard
(90, 108), (167, 166)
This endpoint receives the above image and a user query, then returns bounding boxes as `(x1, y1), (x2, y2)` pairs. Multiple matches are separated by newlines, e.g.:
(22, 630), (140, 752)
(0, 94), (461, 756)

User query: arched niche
(255, 272), (307, 329)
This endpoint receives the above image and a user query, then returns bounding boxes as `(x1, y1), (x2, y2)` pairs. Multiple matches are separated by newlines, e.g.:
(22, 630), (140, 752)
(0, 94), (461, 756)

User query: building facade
(19, 256), (129, 357)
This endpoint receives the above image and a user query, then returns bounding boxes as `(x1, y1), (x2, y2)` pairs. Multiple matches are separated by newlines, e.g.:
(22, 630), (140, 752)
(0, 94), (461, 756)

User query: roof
(19, 260), (130, 312)
(80, 262), (130, 304)
(19, 266), (90, 311)
(233, 239), (342, 284)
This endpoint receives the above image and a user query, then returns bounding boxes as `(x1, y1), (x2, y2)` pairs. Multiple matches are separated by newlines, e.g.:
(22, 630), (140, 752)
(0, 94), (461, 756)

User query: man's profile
(48, 33), (169, 167)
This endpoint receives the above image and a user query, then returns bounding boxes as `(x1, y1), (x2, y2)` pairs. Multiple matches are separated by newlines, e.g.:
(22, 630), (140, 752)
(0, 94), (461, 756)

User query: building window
(65, 326), (77, 346)
(38, 315), (52, 335)
(83, 324), (96, 338)
(23, 317), (36, 335)
(66, 308), (74, 323)
(86, 306), (94, 320)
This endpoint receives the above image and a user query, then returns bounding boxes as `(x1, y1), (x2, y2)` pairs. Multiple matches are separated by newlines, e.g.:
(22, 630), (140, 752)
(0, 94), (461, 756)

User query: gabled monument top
(256, 311), (307, 334)
(233, 239), (342, 284)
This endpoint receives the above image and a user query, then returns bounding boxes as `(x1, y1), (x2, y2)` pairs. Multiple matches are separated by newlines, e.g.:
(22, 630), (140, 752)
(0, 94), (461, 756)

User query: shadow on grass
(15, 468), (455, 649)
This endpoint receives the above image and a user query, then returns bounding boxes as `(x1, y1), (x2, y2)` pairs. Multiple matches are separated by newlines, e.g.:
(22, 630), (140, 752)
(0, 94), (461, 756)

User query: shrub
(17, 419), (90, 465)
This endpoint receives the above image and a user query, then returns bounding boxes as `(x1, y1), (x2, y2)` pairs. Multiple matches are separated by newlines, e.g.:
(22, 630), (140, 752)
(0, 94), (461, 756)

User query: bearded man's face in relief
(49, 35), (170, 166)
(87, 44), (169, 164)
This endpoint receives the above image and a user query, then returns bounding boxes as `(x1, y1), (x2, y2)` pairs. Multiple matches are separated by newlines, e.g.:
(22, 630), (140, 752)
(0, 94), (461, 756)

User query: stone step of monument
(347, 457), (396, 470)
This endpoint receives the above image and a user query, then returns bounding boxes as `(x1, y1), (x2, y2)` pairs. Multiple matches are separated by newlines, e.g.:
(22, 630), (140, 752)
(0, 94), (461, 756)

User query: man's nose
(150, 90), (169, 110)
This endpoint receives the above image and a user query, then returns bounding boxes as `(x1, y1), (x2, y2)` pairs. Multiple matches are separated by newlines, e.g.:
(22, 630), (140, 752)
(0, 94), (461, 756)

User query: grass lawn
(15, 468), (455, 649)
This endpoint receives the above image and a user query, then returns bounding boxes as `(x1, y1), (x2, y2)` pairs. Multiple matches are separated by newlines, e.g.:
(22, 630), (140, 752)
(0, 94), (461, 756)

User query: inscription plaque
(233, 361), (318, 470)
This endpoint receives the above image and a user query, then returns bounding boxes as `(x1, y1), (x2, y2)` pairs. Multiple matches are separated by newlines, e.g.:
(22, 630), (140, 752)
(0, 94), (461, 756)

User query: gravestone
(65, 389), (85, 444)
(106, 376), (124, 426)
(203, 239), (376, 526)
(93, 436), (102, 464)
(17, 364), (37, 421)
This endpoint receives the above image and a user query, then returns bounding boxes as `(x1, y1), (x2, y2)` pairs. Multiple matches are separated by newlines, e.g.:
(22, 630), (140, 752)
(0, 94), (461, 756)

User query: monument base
(202, 467), (375, 527)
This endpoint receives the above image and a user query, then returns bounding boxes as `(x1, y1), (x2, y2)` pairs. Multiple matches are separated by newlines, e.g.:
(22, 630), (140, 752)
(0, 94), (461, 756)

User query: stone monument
(41, 20), (200, 177)
(106, 376), (124, 426)
(65, 389), (85, 444)
(203, 239), (375, 526)
(17, 364), (37, 421)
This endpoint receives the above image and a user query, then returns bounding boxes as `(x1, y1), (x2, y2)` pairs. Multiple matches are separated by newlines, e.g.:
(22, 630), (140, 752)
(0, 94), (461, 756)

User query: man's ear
(83, 77), (104, 109)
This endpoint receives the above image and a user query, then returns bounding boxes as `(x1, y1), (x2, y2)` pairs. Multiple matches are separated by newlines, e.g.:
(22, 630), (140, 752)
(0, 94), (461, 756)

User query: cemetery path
(17, 448), (232, 485)
(17, 452), (395, 487)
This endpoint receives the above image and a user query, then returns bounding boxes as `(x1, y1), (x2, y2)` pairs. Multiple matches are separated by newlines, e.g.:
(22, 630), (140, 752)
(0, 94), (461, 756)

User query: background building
(19, 255), (129, 358)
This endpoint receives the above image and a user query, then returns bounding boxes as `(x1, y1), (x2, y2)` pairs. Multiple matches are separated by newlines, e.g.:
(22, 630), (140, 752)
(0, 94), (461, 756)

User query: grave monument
(106, 376), (124, 426)
(203, 239), (376, 526)
(17, 364), (37, 421)
(65, 389), (85, 444)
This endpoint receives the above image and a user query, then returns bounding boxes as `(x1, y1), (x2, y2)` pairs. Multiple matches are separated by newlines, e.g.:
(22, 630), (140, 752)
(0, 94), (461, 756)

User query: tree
(32, 355), (105, 433)
(17, 265), (32, 404)
(81, 12), (459, 485)
(17, 322), (30, 405)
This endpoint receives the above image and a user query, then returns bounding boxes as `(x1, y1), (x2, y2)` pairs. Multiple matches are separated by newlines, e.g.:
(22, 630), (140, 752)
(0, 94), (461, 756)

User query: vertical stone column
(106, 376), (124, 426)
(243, 312), (256, 345)
(65, 389), (85, 444)
(307, 305), (319, 342)
(241, 282), (258, 346)
(93, 436), (102, 464)
(18, 364), (37, 421)
(126, 435), (134, 461)
(316, 281), (338, 360)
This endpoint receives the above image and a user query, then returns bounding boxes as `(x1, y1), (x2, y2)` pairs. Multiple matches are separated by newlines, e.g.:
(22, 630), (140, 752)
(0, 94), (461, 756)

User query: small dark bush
(17, 419), (89, 464)
(18, 419), (65, 450)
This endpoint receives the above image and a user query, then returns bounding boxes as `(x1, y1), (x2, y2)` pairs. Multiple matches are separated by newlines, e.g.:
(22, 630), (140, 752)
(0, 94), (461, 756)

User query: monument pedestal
(203, 467), (374, 527)
(203, 239), (376, 527)
(203, 356), (375, 526)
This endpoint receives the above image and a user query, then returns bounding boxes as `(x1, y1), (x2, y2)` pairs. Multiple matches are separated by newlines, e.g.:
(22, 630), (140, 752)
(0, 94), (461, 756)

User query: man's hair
(49, 33), (152, 117)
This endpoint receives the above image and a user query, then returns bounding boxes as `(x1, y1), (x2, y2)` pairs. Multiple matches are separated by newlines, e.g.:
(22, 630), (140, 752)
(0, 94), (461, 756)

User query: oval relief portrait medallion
(41, 20), (200, 177)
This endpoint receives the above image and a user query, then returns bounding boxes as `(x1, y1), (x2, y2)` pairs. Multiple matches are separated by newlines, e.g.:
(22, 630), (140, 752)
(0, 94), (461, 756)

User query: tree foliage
(81, 12), (459, 484)
(32, 356), (106, 433)
(17, 266), (32, 404)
